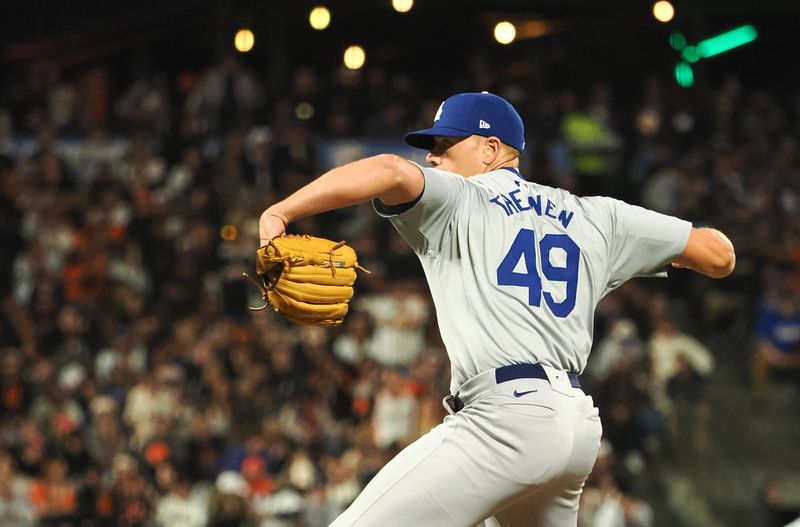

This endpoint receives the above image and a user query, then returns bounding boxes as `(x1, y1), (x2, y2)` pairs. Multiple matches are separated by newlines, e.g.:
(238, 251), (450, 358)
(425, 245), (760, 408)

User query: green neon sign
(674, 62), (694, 88)
(669, 32), (687, 51)
(697, 25), (758, 59)
(671, 25), (757, 87)
(681, 45), (700, 63)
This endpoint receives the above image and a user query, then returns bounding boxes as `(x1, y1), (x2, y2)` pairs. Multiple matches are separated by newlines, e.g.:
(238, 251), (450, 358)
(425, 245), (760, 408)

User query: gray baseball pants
(330, 365), (603, 527)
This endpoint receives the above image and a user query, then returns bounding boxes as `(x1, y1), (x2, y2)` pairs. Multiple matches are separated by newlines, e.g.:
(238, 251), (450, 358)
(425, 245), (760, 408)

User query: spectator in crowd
(593, 334), (662, 466)
(579, 441), (654, 527)
(208, 471), (251, 527)
(332, 311), (374, 366)
(0, 451), (34, 527)
(0, 347), (32, 419)
(123, 365), (183, 449)
(753, 282), (800, 393)
(648, 318), (715, 455)
(28, 457), (78, 524)
(585, 319), (643, 387)
(154, 463), (210, 527)
(85, 395), (125, 470)
(370, 368), (419, 449)
(358, 280), (430, 367)
(105, 454), (157, 526)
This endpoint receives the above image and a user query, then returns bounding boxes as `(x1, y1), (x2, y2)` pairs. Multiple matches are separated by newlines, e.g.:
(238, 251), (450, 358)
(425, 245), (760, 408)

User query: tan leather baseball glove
(243, 235), (367, 327)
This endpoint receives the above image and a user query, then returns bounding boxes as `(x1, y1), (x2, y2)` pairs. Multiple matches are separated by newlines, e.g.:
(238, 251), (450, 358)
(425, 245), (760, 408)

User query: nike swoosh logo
(513, 389), (537, 398)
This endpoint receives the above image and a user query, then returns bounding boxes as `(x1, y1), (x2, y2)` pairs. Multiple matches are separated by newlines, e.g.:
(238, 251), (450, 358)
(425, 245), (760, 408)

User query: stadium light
(234, 29), (254, 53)
(295, 103), (315, 120)
(392, 0), (414, 13)
(344, 45), (366, 69)
(652, 1), (675, 23)
(220, 225), (238, 241)
(494, 22), (516, 45)
(309, 7), (331, 30)
(674, 62), (694, 88)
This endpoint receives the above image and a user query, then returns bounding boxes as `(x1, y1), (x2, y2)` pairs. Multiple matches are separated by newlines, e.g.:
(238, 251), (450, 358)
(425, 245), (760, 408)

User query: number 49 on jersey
(497, 228), (580, 318)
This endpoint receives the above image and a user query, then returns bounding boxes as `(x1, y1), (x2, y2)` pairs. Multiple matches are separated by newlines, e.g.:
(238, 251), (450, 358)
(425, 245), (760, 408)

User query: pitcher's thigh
(331, 414), (530, 527)
(488, 476), (587, 527)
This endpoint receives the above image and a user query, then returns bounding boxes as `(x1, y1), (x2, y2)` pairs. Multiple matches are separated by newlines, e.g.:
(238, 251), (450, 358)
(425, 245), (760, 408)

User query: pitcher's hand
(259, 210), (288, 246)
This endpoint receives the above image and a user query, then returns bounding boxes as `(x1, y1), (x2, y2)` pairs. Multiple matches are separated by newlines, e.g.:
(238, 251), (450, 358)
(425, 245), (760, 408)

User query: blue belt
(494, 363), (581, 389)
(446, 363), (582, 414)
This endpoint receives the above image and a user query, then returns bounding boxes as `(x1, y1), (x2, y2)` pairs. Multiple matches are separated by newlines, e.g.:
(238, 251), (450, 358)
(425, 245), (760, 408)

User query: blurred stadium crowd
(1, 54), (799, 527)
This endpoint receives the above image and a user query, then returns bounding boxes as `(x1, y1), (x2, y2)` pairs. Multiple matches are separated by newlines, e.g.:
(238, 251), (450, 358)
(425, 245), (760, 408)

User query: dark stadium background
(4, 1), (800, 90)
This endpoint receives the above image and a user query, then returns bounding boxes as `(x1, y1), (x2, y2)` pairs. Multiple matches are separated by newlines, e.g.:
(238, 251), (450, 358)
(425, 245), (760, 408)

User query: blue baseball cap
(405, 92), (525, 152)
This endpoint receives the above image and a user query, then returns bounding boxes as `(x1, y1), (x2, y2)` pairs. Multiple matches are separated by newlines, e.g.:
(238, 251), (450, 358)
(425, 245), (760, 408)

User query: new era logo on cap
(434, 102), (444, 122)
(404, 92), (525, 152)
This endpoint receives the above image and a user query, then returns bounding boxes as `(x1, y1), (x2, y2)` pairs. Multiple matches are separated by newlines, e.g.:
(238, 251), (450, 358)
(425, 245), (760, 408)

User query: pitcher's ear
(482, 136), (503, 164)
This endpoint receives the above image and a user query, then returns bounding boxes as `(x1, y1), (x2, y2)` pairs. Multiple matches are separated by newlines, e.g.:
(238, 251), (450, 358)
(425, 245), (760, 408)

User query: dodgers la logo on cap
(405, 92), (525, 152)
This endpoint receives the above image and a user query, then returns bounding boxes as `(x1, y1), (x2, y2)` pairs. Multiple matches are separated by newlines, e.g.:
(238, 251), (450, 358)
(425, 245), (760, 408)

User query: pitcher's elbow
(710, 246), (736, 278)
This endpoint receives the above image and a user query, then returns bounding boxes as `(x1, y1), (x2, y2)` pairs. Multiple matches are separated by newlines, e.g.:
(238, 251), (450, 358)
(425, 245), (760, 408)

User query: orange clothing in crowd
(29, 480), (78, 516)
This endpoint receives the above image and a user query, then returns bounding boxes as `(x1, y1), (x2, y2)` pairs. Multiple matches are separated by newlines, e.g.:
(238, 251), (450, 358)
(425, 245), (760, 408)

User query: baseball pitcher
(255, 92), (735, 526)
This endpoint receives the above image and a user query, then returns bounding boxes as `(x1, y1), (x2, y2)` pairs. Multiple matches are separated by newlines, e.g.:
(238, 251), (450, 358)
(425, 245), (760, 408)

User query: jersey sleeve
(596, 197), (692, 289)
(373, 164), (469, 255)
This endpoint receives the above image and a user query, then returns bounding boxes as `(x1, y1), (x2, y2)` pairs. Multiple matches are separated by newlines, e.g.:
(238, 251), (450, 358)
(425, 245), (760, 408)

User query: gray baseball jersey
(376, 165), (691, 394)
